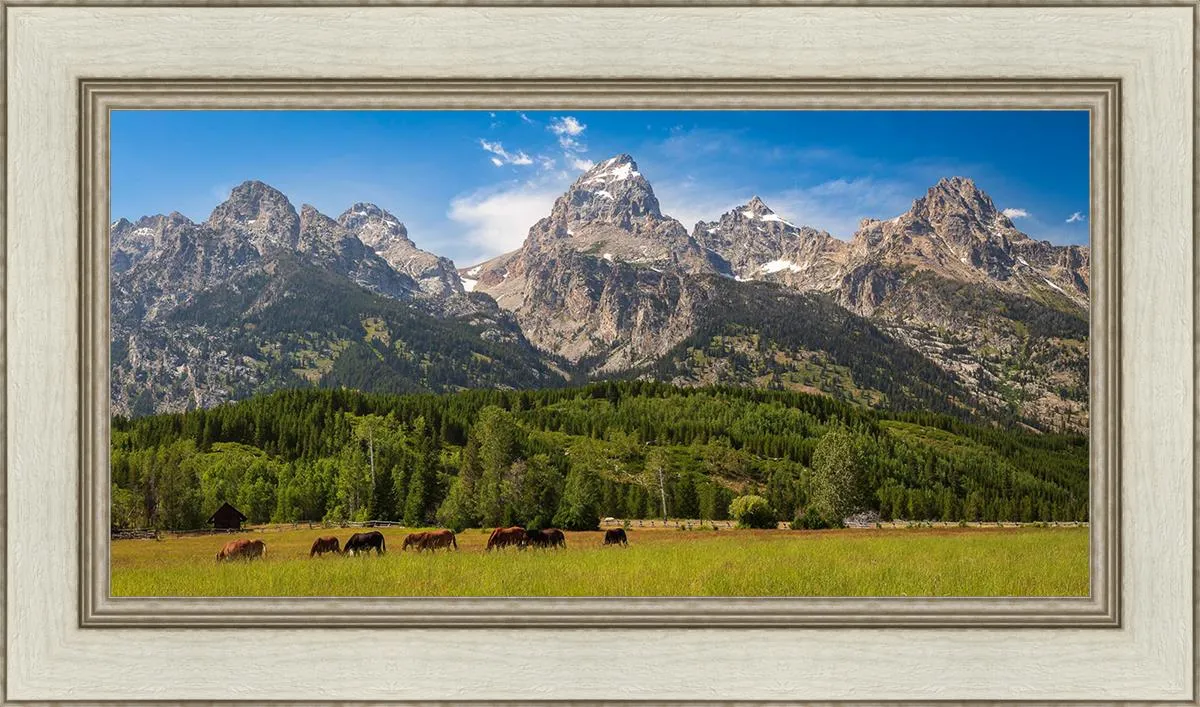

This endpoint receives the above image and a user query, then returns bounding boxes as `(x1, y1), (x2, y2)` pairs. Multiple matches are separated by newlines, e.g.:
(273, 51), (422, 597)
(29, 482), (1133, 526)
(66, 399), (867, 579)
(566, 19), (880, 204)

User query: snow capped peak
(581, 153), (642, 185)
(733, 197), (798, 228)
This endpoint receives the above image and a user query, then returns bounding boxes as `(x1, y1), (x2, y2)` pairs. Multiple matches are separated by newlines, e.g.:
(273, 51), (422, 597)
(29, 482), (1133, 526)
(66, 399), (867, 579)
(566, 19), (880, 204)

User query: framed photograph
(3, 1), (1195, 705)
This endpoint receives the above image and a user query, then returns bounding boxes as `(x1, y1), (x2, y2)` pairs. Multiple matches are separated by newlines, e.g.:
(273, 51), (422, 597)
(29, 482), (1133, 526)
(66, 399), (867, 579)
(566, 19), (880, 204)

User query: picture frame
(3, 1), (1195, 704)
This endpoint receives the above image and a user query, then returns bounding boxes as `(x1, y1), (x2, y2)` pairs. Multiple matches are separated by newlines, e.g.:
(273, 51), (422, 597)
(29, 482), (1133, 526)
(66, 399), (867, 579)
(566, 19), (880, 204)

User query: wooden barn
(208, 502), (248, 530)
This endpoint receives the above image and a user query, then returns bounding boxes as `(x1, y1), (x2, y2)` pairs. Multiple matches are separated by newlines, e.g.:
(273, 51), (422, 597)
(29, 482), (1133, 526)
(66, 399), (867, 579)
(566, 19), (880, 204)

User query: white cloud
(1066, 211), (1087, 223)
(519, 112), (536, 125)
(480, 139), (533, 167)
(549, 116), (586, 138)
(448, 181), (566, 264)
(549, 116), (590, 168)
(1002, 208), (1030, 219)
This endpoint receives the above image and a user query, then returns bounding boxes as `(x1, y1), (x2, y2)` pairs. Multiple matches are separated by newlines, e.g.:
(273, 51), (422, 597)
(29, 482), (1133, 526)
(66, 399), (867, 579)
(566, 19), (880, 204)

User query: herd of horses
(216, 526), (630, 562)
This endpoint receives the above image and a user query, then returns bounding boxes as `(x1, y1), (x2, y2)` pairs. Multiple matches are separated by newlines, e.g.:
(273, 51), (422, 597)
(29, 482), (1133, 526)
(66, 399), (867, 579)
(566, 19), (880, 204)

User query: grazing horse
(217, 538), (266, 561)
(486, 526), (525, 551)
(401, 532), (429, 551)
(342, 530), (386, 556)
(419, 529), (458, 552)
(524, 528), (566, 549)
(603, 528), (628, 546)
(309, 536), (340, 557)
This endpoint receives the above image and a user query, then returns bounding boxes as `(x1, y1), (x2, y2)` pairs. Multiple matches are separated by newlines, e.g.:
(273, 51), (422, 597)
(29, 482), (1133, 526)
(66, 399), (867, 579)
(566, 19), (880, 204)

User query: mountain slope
(639, 276), (981, 419)
(111, 182), (563, 416)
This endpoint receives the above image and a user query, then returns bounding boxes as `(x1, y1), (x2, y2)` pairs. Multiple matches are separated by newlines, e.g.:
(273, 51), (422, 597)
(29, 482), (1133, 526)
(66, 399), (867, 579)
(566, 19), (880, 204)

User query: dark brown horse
(603, 528), (628, 546)
(217, 538), (266, 561)
(486, 526), (525, 551)
(309, 536), (340, 557)
(524, 528), (566, 549)
(342, 530), (386, 556)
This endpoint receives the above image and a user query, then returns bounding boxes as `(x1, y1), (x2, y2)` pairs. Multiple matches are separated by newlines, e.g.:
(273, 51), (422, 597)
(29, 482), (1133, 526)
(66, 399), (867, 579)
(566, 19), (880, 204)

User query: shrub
(791, 506), (837, 530)
(728, 495), (776, 529)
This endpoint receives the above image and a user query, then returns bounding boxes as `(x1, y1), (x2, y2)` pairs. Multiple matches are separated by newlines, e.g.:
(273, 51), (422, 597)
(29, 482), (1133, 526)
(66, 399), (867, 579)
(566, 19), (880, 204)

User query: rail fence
(112, 517), (1089, 540)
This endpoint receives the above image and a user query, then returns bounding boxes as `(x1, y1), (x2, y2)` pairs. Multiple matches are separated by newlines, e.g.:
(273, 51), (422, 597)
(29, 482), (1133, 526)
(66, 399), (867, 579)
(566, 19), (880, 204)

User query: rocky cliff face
(843, 177), (1088, 312)
(466, 155), (721, 372)
(832, 178), (1090, 430)
(338, 203), (465, 298)
(693, 196), (847, 290)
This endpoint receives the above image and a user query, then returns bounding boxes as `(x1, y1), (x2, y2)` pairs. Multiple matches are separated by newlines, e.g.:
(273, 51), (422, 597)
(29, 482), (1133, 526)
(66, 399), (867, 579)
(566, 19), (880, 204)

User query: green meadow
(111, 525), (1088, 597)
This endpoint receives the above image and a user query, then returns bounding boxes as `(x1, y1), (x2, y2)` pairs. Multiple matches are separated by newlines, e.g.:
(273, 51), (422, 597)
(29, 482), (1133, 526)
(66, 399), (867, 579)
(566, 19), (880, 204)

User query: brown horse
(419, 529), (458, 552)
(309, 536), (340, 557)
(486, 526), (525, 551)
(217, 538), (266, 561)
(524, 528), (566, 549)
(401, 532), (429, 551)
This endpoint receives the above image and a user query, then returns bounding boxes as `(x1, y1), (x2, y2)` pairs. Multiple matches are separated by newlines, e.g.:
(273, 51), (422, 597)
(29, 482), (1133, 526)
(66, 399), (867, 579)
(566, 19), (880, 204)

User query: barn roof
(208, 502), (247, 522)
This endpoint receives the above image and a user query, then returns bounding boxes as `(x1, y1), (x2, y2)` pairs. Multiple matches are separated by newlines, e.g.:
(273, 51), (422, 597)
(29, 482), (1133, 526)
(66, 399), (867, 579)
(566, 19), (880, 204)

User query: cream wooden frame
(5, 2), (1195, 704)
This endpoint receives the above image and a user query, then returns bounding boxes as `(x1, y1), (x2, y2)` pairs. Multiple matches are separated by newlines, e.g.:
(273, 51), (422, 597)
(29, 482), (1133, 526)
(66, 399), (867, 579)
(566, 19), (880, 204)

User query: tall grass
(111, 526), (1087, 597)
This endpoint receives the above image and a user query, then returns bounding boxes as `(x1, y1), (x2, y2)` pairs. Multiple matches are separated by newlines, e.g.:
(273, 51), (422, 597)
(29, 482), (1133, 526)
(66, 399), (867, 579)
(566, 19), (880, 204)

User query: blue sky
(111, 110), (1090, 266)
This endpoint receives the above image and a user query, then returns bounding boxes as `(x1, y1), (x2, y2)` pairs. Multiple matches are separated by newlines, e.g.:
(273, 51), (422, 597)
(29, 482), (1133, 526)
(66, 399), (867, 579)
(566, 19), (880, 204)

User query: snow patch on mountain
(761, 259), (802, 274)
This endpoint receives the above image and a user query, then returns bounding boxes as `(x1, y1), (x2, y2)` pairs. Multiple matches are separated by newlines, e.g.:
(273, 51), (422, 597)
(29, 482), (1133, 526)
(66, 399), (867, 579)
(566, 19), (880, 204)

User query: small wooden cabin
(208, 502), (248, 530)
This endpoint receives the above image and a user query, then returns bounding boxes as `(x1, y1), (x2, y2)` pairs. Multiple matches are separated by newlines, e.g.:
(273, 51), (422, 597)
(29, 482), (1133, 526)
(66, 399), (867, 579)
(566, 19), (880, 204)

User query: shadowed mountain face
(112, 158), (1089, 432)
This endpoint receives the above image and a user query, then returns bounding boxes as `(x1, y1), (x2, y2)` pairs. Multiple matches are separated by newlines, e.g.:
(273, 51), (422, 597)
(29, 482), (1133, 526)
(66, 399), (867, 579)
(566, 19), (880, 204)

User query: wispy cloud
(1065, 211), (1086, 223)
(480, 139), (533, 167)
(210, 183), (234, 203)
(761, 177), (918, 238)
(549, 116), (591, 170)
(447, 177), (569, 264)
(1002, 208), (1030, 219)
(519, 112), (536, 126)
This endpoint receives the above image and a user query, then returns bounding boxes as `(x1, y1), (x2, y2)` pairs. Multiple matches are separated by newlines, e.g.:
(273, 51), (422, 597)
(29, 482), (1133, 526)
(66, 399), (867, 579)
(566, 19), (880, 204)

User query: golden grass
(111, 525), (1088, 598)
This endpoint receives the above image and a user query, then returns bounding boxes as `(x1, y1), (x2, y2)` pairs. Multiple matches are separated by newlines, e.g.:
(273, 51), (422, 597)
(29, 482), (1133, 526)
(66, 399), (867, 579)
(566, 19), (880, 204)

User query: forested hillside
(111, 383), (1088, 532)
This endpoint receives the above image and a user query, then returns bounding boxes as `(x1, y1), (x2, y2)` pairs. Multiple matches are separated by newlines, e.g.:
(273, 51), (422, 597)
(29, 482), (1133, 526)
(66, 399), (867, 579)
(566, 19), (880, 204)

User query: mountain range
(111, 154), (1089, 432)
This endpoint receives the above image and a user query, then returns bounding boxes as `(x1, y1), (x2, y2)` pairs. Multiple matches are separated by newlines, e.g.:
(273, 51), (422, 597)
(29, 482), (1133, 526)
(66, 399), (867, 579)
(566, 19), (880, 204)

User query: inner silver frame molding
(80, 78), (1120, 629)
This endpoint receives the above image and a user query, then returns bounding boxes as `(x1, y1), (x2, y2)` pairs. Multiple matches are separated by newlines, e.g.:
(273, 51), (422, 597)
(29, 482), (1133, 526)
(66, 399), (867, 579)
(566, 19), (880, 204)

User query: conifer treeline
(110, 382), (1089, 531)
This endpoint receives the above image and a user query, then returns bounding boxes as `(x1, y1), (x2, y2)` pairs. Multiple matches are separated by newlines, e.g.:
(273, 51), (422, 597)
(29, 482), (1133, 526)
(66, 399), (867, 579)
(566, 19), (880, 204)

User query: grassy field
(111, 525), (1088, 597)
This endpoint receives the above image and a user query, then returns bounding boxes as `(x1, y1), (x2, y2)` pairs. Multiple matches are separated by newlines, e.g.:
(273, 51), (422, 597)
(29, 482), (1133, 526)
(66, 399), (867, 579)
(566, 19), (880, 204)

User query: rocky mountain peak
(742, 195), (773, 216)
(909, 176), (1006, 231)
(337, 203), (412, 250)
(335, 202), (463, 298)
(555, 153), (663, 226)
(206, 180), (301, 251)
(298, 203), (347, 246)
